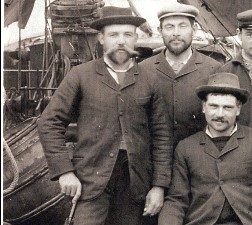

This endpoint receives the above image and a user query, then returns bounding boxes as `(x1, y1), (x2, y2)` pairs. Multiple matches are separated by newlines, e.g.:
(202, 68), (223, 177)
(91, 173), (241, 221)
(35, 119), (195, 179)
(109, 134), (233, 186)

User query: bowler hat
(157, 3), (199, 20)
(237, 9), (252, 29)
(90, 6), (146, 30)
(195, 73), (250, 104)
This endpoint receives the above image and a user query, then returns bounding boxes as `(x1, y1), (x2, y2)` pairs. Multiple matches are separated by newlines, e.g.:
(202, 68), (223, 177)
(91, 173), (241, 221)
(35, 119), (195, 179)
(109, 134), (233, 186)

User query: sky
(3, 0), (178, 50)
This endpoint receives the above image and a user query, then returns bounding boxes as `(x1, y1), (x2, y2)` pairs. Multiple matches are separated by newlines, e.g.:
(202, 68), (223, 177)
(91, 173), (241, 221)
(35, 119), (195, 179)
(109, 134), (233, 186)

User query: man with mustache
(218, 9), (252, 127)
(139, 2), (221, 148)
(37, 6), (173, 225)
(159, 72), (252, 225)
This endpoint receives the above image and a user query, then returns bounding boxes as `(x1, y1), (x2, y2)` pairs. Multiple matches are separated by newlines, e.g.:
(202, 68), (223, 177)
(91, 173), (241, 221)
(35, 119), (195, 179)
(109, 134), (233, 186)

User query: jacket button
(109, 153), (114, 158)
(174, 120), (178, 125)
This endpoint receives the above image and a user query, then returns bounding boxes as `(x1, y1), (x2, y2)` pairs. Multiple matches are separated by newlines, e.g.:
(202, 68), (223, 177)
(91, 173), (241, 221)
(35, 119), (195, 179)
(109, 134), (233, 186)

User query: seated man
(159, 72), (252, 225)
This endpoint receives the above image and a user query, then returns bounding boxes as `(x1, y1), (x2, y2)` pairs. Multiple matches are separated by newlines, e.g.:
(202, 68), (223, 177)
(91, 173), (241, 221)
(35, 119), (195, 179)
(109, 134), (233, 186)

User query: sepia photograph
(2, 0), (252, 224)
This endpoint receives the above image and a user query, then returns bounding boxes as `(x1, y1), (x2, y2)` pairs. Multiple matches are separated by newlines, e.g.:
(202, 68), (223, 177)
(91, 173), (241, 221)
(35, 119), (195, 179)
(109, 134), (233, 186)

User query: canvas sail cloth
(4, 0), (36, 29)
(180, 0), (252, 37)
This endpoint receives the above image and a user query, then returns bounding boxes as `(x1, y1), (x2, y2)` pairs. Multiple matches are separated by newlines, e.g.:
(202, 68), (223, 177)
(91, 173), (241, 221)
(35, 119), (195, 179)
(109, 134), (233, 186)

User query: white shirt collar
(104, 55), (134, 72)
(205, 124), (238, 138)
(103, 56), (135, 84)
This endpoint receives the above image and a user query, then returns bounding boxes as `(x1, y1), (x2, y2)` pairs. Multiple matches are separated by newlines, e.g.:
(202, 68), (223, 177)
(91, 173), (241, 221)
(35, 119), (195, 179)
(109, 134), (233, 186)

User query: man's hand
(59, 172), (82, 203)
(143, 186), (164, 216)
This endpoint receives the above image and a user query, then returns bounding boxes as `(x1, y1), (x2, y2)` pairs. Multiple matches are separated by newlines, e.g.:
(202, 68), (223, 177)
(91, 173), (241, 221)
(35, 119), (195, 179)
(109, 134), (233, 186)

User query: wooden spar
(18, 0), (22, 91)
(126, 0), (153, 36)
(41, 0), (49, 82)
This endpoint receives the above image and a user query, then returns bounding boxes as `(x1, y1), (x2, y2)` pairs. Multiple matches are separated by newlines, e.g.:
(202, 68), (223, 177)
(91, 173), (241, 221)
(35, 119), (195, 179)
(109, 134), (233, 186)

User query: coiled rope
(3, 138), (19, 195)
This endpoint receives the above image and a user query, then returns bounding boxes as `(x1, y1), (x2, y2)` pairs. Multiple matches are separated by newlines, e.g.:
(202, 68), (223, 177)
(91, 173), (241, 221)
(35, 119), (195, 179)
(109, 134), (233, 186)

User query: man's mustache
(212, 118), (227, 123)
(169, 38), (184, 43)
(104, 45), (140, 57)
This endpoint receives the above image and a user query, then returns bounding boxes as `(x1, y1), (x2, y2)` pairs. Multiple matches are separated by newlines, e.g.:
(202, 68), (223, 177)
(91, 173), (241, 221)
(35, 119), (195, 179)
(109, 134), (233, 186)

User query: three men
(37, 6), (172, 225)
(218, 9), (252, 127)
(140, 3), (221, 147)
(159, 72), (252, 225)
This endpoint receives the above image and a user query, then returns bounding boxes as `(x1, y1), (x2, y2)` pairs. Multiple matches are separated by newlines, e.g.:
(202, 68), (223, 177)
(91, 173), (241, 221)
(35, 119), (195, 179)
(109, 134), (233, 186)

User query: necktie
(172, 61), (184, 74)
(116, 71), (126, 86)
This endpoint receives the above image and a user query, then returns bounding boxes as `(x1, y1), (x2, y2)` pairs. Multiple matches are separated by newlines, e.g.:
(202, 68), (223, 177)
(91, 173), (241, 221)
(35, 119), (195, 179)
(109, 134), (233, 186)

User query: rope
(3, 138), (20, 195)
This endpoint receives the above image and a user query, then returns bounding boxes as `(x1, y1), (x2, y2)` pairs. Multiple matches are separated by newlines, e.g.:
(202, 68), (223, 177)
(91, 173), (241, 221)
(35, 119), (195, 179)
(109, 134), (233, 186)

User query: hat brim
(159, 12), (197, 20)
(195, 86), (250, 104)
(90, 16), (146, 30)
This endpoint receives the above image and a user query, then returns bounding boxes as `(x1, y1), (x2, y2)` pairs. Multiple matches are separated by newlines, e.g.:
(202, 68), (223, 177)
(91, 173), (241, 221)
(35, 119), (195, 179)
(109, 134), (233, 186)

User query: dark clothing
(211, 136), (231, 151)
(37, 57), (172, 203)
(218, 53), (252, 127)
(73, 150), (146, 225)
(159, 125), (252, 225)
(139, 50), (221, 147)
(210, 136), (241, 224)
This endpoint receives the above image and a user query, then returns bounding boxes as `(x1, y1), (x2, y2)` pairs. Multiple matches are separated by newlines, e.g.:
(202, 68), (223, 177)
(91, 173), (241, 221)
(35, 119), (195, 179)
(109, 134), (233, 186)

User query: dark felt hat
(195, 73), (250, 104)
(90, 6), (146, 30)
(237, 9), (252, 29)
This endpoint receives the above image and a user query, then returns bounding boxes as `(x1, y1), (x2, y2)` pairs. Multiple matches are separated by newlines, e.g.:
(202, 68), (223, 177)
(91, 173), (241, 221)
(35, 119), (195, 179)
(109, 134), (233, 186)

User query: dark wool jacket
(37, 57), (173, 202)
(218, 53), (252, 127)
(159, 125), (252, 225)
(139, 49), (222, 147)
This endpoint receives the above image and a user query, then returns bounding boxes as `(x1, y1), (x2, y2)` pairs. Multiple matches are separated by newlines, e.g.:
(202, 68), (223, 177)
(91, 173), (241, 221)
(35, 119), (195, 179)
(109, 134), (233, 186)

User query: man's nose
(173, 26), (181, 36)
(117, 35), (126, 44)
(215, 107), (224, 117)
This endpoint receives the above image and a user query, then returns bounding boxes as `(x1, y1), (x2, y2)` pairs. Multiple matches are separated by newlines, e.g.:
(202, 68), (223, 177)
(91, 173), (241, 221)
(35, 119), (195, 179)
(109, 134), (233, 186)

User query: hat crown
(237, 9), (252, 29)
(157, 3), (199, 20)
(99, 6), (133, 18)
(207, 73), (241, 89)
(90, 6), (146, 30)
(195, 72), (250, 104)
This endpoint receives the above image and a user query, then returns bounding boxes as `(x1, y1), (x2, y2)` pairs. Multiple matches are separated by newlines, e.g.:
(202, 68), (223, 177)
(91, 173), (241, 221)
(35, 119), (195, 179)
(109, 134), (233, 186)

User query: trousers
(73, 150), (153, 225)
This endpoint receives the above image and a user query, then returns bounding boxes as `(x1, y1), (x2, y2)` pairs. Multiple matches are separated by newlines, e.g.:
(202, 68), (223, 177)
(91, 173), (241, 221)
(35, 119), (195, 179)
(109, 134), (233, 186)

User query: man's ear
(97, 32), (104, 45)
(202, 101), (206, 113)
(237, 28), (242, 40)
(134, 32), (139, 41)
(192, 23), (198, 36)
(236, 103), (242, 116)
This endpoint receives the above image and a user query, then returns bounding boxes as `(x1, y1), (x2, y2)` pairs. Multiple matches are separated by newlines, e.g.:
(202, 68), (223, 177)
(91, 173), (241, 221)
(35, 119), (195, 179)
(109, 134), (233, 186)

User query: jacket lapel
(120, 64), (139, 90)
(155, 51), (175, 80)
(175, 50), (203, 79)
(219, 125), (245, 157)
(200, 133), (220, 159)
(96, 57), (119, 91)
(200, 125), (245, 159)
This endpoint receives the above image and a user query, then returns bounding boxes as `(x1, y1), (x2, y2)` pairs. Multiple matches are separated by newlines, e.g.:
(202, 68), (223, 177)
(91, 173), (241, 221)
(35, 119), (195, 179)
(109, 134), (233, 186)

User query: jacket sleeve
(149, 76), (173, 188)
(37, 68), (81, 180)
(158, 142), (190, 225)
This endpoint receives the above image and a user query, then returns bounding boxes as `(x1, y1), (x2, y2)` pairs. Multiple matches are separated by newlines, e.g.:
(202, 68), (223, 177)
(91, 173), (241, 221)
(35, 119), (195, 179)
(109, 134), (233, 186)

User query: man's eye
(164, 25), (173, 30)
(125, 33), (133, 37)
(224, 106), (233, 110)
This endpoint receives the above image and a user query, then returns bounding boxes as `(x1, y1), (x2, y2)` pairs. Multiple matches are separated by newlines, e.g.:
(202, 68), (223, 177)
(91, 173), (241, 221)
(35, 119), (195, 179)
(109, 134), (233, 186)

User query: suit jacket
(218, 53), (252, 127)
(159, 125), (252, 225)
(139, 49), (221, 147)
(37, 57), (173, 202)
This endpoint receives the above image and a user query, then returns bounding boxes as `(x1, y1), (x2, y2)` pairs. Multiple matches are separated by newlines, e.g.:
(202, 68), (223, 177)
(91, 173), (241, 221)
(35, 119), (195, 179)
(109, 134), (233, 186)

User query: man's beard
(165, 38), (192, 55)
(105, 45), (139, 65)
(107, 49), (131, 65)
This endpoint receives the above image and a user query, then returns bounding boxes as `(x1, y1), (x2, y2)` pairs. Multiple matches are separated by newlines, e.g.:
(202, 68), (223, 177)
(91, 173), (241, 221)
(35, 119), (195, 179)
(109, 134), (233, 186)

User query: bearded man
(37, 6), (173, 225)
(139, 2), (221, 148)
